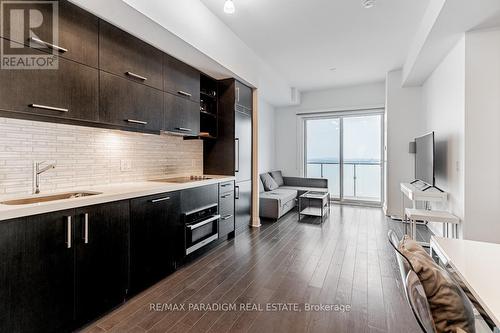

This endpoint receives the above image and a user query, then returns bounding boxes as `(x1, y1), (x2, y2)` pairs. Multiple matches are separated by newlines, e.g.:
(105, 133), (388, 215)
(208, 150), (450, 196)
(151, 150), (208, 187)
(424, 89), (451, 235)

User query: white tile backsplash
(0, 117), (203, 195)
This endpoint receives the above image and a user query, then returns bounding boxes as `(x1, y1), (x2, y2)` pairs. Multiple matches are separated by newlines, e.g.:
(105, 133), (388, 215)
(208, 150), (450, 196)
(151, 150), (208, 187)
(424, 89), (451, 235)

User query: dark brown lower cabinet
(130, 191), (180, 295)
(12, 210), (75, 333)
(0, 201), (129, 333)
(75, 201), (129, 325)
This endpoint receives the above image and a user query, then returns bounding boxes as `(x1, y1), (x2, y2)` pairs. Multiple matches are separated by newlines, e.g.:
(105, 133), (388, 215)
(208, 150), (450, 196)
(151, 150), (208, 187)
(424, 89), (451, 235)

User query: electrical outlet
(120, 159), (132, 172)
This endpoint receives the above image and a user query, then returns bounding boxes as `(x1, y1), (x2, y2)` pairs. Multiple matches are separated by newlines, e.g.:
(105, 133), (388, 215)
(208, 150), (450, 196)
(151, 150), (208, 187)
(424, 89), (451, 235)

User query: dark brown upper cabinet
(164, 55), (200, 102)
(0, 46), (99, 122)
(99, 20), (163, 90)
(99, 71), (163, 132)
(164, 92), (200, 136)
(235, 80), (252, 110)
(0, 0), (99, 67)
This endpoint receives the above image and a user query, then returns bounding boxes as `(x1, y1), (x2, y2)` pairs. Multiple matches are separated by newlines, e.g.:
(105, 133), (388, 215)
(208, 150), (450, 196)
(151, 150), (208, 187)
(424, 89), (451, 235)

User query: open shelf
(200, 110), (217, 118)
(200, 73), (218, 139)
(300, 207), (327, 217)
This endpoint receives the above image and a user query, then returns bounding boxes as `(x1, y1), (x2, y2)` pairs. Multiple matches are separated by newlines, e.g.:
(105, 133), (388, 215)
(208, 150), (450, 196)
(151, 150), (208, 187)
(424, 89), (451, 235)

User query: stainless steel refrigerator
(234, 107), (252, 232)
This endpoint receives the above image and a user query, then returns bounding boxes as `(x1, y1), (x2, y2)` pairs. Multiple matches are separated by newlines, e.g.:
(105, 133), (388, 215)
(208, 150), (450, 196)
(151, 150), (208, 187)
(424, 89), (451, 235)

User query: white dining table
(430, 236), (500, 330)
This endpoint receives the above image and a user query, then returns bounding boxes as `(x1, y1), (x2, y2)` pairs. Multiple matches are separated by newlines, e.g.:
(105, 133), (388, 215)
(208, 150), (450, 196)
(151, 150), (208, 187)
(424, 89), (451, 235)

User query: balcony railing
(306, 161), (381, 201)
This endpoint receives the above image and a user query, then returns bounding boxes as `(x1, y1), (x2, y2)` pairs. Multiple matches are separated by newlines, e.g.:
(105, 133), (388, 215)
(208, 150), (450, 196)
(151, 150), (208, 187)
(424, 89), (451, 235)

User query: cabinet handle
(221, 193), (232, 199)
(176, 127), (192, 132)
(236, 87), (240, 102)
(83, 213), (89, 244)
(29, 37), (68, 53)
(222, 215), (233, 220)
(29, 104), (68, 112)
(235, 186), (240, 199)
(125, 71), (148, 81)
(150, 196), (170, 203)
(66, 216), (72, 249)
(127, 119), (148, 125)
(221, 183), (232, 187)
(177, 90), (192, 97)
(235, 138), (240, 172)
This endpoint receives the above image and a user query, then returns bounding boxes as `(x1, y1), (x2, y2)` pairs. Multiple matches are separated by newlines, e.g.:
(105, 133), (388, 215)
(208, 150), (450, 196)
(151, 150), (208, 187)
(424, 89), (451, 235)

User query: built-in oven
(184, 203), (220, 255)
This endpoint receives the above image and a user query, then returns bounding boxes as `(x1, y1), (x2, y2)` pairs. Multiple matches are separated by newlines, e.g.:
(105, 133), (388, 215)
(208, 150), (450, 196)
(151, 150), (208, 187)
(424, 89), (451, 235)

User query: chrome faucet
(33, 161), (56, 194)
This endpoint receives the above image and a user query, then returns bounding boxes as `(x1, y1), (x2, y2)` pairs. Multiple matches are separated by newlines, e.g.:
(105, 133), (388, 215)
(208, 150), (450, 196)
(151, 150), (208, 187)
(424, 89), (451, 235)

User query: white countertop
(430, 236), (500, 327)
(0, 175), (235, 221)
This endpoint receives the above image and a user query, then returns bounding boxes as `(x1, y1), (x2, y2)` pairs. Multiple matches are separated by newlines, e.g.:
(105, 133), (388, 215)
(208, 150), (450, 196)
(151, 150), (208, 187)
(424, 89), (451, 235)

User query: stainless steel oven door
(185, 214), (220, 255)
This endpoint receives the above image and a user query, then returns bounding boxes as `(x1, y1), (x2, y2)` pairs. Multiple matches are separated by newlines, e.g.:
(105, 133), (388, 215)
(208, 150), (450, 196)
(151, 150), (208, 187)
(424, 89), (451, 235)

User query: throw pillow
(399, 235), (429, 256)
(261, 173), (279, 191)
(270, 170), (285, 186)
(399, 243), (475, 333)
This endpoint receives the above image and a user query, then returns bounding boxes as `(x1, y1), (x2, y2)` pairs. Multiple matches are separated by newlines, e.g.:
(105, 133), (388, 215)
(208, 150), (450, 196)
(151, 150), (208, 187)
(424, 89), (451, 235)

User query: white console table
(400, 182), (448, 209)
(400, 183), (452, 242)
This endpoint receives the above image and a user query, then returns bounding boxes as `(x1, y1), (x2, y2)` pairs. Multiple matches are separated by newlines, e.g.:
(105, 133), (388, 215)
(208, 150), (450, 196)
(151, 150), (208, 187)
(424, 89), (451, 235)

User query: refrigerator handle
(235, 185), (240, 199)
(235, 138), (240, 173)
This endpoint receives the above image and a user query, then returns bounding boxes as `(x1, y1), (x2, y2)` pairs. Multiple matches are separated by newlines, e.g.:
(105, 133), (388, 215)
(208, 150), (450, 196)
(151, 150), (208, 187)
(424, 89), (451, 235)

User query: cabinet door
(22, 210), (75, 333)
(0, 49), (99, 121)
(235, 180), (251, 233)
(99, 20), (163, 90)
(180, 184), (218, 213)
(0, 218), (26, 333)
(1, 0), (99, 67)
(164, 55), (200, 102)
(164, 92), (200, 136)
(219, 189), (235, 238)
(100, 71), (163, 131)
(235, 110), (252, 181)
(235, 81), (252, 110)
(130, 192), (180, 294)
(75, 201), (129, 324)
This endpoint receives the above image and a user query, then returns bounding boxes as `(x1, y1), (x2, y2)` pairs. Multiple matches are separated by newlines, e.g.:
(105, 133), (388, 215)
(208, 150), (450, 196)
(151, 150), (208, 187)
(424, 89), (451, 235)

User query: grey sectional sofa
(259, 170), (328, 220)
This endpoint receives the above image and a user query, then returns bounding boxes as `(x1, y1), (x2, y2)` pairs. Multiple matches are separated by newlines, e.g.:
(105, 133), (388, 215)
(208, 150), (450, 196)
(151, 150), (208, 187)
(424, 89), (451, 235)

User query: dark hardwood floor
(79, 205), (431, 333)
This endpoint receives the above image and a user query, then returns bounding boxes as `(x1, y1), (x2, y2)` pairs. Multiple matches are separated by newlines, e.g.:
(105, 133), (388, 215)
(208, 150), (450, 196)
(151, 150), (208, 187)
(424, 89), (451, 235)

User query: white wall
(385, 70), (422, 217)
(258, 98), (276, 173)
(275, 82), (386, 177)
(463, 28), (500, 243)
(421, 37), (466, 236)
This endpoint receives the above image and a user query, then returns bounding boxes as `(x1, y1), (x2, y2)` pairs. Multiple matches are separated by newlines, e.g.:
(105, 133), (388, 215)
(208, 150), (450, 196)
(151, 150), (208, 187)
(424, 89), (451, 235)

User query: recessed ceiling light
(224, 0), (235, 14)
(362, 0), (375, 8)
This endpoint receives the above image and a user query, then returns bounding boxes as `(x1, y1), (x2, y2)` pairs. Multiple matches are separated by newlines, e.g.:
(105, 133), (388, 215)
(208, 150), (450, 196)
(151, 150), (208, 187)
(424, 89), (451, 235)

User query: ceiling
(200, 0), (430, 92)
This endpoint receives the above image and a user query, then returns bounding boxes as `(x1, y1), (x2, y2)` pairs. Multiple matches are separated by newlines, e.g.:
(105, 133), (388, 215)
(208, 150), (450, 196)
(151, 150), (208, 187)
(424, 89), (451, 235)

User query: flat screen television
(415, 132), (435, 186)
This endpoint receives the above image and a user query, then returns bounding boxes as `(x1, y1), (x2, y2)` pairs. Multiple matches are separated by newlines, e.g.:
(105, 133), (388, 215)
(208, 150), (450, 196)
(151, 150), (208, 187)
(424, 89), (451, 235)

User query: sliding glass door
(305, 118), (341, 199)
(305, 112), (383, 204)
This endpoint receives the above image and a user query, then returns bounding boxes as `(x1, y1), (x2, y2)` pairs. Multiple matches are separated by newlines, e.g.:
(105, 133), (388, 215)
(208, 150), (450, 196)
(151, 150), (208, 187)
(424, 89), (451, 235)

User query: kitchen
(0, 1), (254, 332)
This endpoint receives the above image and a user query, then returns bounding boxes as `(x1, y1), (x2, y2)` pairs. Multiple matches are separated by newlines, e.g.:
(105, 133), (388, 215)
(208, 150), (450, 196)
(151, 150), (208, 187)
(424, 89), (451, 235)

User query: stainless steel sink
(0, 191), (102, 205)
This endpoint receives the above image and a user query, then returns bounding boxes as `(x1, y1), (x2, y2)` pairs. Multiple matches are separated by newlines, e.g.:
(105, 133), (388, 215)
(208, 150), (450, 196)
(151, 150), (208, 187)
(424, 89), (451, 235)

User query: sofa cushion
(270, 170), (284, 186)
(399, 241), (475, 333)
(261, 173), (279, 191)
(260, 189), (297, 205)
